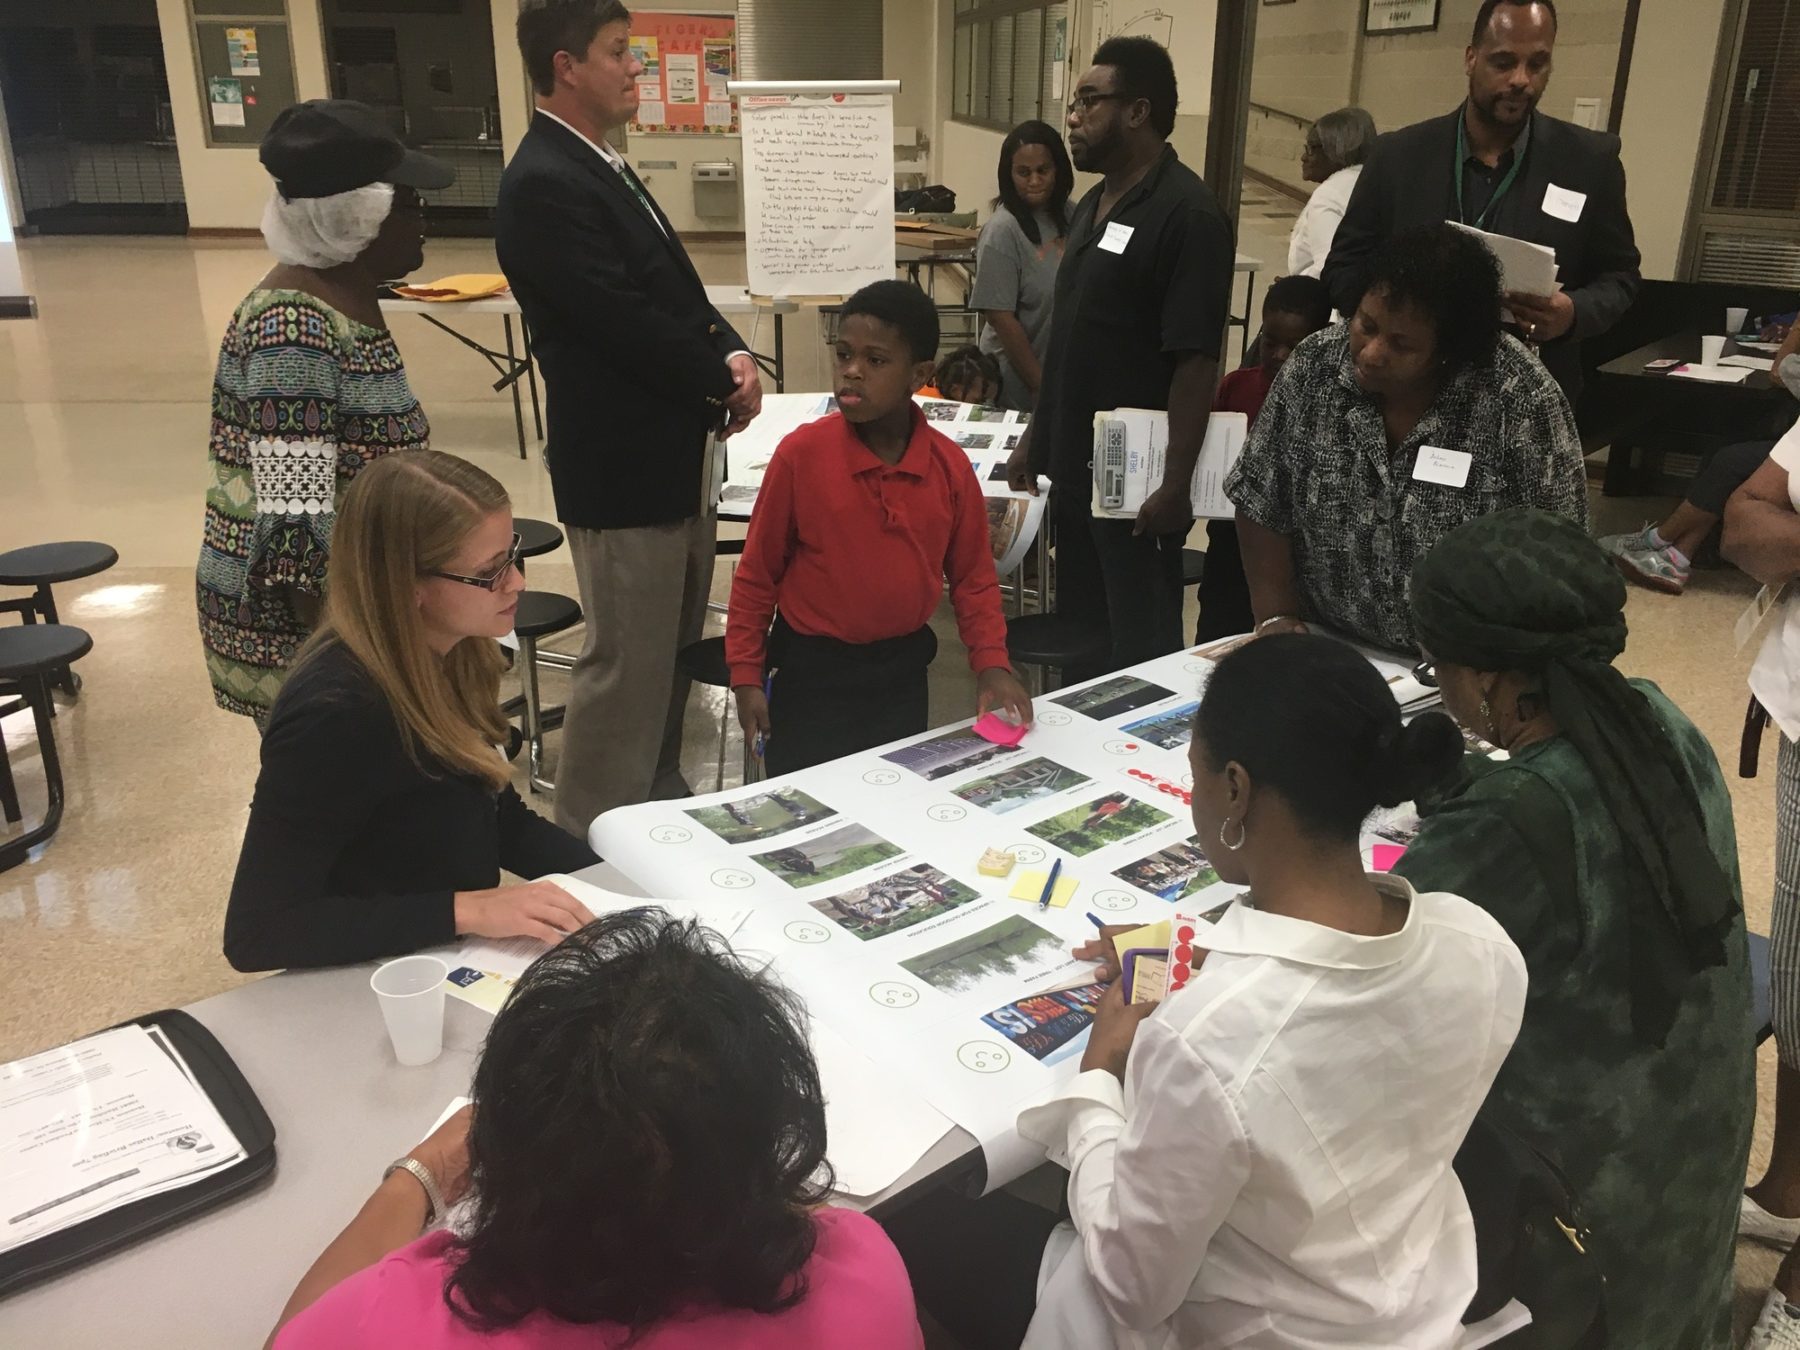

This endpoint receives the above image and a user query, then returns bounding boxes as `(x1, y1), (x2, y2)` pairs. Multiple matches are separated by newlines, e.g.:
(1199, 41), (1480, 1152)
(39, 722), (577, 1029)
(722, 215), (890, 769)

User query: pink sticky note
(1371, 844), (1407, 873)
(971, 712), (1028, 747)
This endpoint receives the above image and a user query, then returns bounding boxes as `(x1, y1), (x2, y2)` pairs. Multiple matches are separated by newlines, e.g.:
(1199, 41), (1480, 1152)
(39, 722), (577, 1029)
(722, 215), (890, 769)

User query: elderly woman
(1287, 106), (1376, 280)
(1396, 508), (1752, 1350)
(1723, 421), (1800, 1349)
(1226, 222), (1587, 653)
(197, 99), (451, 723)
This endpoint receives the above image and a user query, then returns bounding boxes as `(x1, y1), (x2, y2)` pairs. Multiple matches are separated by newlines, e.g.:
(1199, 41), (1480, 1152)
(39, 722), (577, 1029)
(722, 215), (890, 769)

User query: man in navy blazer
(1322, 0), (1639, 403)
(497, 0), (762, 833)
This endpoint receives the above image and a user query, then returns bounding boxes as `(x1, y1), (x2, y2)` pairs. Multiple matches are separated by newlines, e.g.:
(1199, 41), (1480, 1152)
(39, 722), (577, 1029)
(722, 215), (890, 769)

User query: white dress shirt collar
(1203, 873), (1424, 970)
(535, 106), (622, 166)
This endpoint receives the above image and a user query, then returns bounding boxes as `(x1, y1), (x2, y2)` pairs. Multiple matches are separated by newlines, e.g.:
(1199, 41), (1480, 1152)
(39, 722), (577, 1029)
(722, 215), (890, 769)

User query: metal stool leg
(520, 635), (555, 794)
(0, 675), (68, 872)
(0, 722), (19, 823)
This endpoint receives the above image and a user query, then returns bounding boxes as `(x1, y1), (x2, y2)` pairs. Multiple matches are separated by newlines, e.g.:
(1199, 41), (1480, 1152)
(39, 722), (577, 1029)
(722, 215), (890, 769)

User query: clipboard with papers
(0, 1010), (275, 1297)
(1090, 409), (1249, 521)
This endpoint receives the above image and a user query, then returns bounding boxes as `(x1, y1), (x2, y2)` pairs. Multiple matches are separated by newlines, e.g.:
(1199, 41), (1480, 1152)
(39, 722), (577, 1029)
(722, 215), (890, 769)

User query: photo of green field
(1024, 792), (1172, 858)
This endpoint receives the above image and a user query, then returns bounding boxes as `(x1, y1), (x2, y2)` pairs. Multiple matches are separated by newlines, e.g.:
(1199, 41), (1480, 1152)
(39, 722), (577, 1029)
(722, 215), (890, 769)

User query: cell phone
(1643, 358), (1681, 375)
(1120, 948), (1168, 1005)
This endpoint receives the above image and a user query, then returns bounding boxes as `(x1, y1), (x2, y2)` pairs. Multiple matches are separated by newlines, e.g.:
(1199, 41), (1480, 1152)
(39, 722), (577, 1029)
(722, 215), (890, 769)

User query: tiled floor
(0, 222), (1784, 1337)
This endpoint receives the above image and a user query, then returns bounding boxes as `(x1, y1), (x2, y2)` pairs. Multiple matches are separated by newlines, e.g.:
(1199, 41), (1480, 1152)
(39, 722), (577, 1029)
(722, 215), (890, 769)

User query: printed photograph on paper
(808, 864), (980, 940)
(1120, 700), (1200, 751)
(1024, 792), (1172, 857)
(1113, 836), (1220, 902)
(750, 822), (903, 889)
(882, 726), (1021, 781)
(1052, 675), (1177, 721)
(686, 788), (837, 845)
(899, 915), (1067, 998)
(954, 429), (996, 451)
(981, 982), (1106, 1063)
(951, 757), (1091, 816)
(921, 400), (962, 422)
(1369, 812), (1422, 847)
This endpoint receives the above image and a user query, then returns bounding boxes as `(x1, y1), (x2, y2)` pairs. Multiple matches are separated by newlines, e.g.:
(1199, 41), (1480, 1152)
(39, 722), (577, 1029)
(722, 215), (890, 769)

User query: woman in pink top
(269, 911), (923, 1349)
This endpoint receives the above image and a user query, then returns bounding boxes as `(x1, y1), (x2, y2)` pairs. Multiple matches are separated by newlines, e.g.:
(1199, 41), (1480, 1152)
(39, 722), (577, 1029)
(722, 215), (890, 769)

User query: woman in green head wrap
(1397, 508), (1751, 1350)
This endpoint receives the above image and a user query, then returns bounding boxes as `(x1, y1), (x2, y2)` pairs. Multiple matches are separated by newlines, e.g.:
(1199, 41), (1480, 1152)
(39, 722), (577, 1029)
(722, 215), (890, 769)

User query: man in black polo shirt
(1005, 36), (1233, 676)
(1322, 0), (1639, 403)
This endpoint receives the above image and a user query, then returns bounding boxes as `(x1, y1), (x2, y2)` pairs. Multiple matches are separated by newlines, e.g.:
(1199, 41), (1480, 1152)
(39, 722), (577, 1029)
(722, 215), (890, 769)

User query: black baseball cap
(260, 99), (456, 199)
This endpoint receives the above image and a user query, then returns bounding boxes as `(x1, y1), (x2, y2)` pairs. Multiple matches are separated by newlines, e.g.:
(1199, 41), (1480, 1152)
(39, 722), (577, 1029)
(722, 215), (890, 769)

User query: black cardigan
(223, 642), (599, 971)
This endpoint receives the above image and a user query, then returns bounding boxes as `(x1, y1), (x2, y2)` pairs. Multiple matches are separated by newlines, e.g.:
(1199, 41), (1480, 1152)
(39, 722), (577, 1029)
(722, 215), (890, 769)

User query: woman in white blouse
(1288, 107), (1377, 279)
(887, 633), (1527, 1349)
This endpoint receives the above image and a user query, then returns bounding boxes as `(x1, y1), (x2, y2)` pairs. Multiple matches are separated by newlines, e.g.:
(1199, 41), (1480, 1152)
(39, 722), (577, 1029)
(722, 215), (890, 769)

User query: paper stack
(1447, 221), (1558, 298)
(1090, 409), (1249, 521)
(0, 1024), (245, 1253)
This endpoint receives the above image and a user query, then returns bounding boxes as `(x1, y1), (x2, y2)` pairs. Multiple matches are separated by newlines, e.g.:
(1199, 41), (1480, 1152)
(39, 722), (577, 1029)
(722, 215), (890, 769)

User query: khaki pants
(554, 515), (716, 835)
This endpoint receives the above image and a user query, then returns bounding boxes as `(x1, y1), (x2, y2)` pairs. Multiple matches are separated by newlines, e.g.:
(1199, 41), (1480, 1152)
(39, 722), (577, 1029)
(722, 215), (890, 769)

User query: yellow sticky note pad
(1010, 870), (1080, 908)
(1111, 919), (1171, 968)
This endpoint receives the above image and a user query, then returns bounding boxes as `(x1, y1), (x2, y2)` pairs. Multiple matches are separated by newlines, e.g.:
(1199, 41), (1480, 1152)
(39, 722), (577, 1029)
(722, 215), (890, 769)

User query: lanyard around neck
(1455, 109), (1526, 230)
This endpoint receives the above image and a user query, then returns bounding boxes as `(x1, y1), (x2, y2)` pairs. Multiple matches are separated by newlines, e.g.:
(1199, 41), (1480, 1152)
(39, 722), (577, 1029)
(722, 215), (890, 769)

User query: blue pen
(1086, 912), (1107, 930)
(1036, 858), (1064, 911)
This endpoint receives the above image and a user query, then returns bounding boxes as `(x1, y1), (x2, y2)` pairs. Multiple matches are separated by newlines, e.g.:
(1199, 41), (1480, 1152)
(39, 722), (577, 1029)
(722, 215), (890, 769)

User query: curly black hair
(444, 910), (833, 1332)
(840, 279), (941, 365)
(932, 345), (1001, 403)
(1360, 222), (1504, 376)
(1093, 35), (1179, 139)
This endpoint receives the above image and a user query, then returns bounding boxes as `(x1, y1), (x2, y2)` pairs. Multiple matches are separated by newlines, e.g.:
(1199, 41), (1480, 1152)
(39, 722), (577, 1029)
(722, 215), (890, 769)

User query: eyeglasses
(428, 533), (523, 591)
(1066, 91), (1126, 118)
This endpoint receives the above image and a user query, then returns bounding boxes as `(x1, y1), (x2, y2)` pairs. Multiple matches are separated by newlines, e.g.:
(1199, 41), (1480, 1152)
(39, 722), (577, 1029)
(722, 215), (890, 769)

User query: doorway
(0, 0), (186, 234)
(319, 0), (502, 235)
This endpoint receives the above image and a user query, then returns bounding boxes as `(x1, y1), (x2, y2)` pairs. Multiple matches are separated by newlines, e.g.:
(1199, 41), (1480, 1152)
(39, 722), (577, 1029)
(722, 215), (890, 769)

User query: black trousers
(765, 617), (937, 776)
(1052, 489), (1188, 684)
(881, 1186), (1061, 1350)
(1195, 519), (1253, 644)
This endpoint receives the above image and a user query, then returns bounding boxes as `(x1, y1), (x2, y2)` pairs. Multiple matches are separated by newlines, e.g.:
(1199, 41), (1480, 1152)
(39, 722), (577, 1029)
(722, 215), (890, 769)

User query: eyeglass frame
(1066, 90), (1130, 119)
(426, 533), (524, 591)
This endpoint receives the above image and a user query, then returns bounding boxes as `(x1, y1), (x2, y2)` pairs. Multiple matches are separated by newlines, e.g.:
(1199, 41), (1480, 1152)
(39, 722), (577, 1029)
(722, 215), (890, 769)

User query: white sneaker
(1744, 1194), (1800, 1251)
(1744, 1290), (1800, 1349)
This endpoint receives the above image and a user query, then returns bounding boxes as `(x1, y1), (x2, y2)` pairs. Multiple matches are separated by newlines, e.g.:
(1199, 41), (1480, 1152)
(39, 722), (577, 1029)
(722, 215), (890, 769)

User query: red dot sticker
(1177, 925), (1195, 942)
(1174, 943), (1192, 963)
(1172, 962), (1190, 982)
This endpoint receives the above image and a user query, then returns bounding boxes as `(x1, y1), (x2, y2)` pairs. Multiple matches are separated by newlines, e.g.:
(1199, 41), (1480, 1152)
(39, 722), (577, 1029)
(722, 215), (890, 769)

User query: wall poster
(628, 13), (738, 134)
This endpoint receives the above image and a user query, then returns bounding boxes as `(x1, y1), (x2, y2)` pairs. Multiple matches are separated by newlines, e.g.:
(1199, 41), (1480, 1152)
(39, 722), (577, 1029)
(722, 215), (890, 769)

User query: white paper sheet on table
(1719, 354), (1774, 372)
(1670, 364), (1752, 384)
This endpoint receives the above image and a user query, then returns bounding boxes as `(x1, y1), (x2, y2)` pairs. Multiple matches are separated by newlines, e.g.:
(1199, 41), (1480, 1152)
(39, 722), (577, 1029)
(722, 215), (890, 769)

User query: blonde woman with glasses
(223, 451), (598, 972)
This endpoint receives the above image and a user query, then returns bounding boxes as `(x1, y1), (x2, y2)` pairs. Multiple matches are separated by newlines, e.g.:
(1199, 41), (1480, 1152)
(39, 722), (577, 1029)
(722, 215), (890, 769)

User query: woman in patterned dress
(198, 100), (454, 722)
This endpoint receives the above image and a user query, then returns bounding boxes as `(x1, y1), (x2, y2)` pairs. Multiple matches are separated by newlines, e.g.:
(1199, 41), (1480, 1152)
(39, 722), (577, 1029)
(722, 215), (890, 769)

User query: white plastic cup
(371, 955), (448, 1066)
(1700, 335), (1727, 366)
(1726, 306), (1749, 335)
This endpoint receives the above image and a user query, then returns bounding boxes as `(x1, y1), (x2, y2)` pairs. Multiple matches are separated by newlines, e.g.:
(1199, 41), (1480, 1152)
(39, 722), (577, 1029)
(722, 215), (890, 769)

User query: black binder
(0, 1009), (278, 1298)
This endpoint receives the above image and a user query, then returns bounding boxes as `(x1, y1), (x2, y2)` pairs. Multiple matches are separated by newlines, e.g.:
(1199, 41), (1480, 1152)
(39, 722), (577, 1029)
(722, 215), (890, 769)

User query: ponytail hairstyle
(296, 450), (512, 790)
(1195, 633), (1462, 840)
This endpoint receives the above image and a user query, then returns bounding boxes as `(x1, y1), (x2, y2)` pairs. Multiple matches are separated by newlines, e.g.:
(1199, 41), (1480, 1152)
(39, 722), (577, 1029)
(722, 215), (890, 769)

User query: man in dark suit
(1322, 0), (1639, 402)
(497, 0), (762, 834)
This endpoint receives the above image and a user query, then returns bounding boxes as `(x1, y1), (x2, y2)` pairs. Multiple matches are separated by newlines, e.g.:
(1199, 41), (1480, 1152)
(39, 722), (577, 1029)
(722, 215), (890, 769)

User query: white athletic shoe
(1744, 1289), (1800, 1349)
(1744, 1194), (1800, 1251)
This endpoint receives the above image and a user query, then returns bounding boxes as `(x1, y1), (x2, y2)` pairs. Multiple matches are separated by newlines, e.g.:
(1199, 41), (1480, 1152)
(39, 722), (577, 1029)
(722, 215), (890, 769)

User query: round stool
(513, 517), (564, 560)
(0, 540), (117, 697)
(0, 624), (94, 871)
(513, 591), (582, 794)
(1005, 613), (1110, 695)
(677, 636), (757, 788)
(1181, 548), (1206, 588)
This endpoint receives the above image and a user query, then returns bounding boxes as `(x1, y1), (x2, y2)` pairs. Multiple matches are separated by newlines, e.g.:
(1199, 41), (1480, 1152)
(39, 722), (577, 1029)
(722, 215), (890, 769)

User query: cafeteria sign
(1365, 0), (1439, 34)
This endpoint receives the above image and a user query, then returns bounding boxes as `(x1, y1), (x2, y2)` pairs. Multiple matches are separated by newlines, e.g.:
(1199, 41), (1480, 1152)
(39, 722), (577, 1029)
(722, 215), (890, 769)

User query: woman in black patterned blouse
(1225, 222), (1587, 654)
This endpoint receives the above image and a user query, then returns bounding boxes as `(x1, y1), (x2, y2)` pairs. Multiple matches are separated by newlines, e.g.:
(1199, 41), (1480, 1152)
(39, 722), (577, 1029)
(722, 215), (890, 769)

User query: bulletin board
(627, 12), (739, 135)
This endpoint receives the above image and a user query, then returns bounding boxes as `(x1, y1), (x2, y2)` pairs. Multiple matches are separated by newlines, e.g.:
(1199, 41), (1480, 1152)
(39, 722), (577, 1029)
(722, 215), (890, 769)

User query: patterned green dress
(1396, 680), (1752, 1350)
(196, 290), (429, 719)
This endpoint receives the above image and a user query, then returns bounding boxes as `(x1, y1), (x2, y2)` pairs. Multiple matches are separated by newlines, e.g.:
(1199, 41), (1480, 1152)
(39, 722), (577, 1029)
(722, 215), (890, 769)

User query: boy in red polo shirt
(728, 281), (1034, 775)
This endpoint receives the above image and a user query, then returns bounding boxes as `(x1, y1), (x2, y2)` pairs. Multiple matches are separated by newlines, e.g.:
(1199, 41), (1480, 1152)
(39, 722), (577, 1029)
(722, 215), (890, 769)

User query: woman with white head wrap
(197, 100), (454, 724)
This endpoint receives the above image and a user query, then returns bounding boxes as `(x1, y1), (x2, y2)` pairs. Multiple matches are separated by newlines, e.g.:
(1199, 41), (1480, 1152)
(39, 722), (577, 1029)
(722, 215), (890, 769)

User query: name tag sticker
(1542, 183), (1587, 223)
(1413, 446), (1473, 489)
(1098, 221), (1135, 254)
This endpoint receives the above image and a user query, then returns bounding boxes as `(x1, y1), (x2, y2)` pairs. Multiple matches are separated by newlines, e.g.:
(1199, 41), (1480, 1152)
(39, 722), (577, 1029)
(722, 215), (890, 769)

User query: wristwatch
(383, 1155), (446, 1230)
(1256, 615), (1300, 633)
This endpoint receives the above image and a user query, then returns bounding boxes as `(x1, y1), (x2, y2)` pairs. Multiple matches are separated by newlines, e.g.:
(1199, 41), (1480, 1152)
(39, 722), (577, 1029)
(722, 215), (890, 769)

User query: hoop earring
(1219, 817), (1247, 852)
(1479, 697), (1497, 743)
